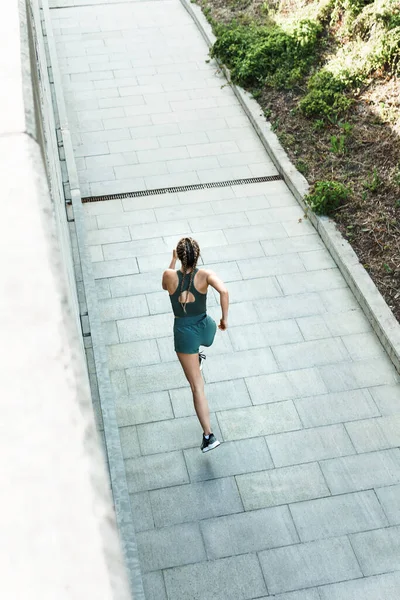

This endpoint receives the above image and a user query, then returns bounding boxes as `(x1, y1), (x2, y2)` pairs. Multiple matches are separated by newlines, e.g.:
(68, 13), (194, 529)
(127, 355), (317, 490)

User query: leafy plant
(296, 159), (309, 177)
(330, 134), (346, 154)
(305, 180), (350, 215)
(299, 70), (353, 119)
(363, 169), (382, 193)
(211, 19), (322, 89)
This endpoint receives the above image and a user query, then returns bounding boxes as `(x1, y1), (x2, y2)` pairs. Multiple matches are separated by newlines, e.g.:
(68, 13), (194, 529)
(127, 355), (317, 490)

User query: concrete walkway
(51, 1), (400, 599)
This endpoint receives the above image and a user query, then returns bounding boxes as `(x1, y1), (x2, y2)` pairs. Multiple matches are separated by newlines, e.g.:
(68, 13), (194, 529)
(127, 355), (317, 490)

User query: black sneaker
(201, 433), (220, 453)
(199, 352), (206, 371)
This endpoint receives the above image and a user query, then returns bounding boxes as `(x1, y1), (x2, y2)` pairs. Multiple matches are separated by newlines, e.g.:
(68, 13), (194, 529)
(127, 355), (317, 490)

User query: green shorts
(173, 313), (217, 354)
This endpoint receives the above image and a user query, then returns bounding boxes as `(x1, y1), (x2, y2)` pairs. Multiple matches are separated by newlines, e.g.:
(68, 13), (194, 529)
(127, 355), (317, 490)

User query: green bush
(299, 70), (353, 119)
(370, 27), (400, 74)
(211, 19), (322, 88)
(305, 180), (350, 215)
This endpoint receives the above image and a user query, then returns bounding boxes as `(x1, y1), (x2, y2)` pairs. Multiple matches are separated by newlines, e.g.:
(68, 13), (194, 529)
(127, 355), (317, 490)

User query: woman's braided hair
(176, 237), (200, 313)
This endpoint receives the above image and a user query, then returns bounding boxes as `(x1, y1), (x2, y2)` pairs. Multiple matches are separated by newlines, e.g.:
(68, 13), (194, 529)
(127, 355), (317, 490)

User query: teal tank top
(169, 269), (207, 318)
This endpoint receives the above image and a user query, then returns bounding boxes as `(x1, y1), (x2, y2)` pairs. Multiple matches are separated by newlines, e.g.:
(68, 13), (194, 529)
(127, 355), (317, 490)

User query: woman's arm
(162, 250), (178, 290)
(206, 271), (229, 330)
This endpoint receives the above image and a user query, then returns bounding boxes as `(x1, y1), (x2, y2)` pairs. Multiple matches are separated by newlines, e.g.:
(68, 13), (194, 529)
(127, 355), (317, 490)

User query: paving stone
(277, 268), (346, 295)
(228, 319), (302, 351)
(109, 271), (162, 297)
(212, 194), (271, 215)
(317, 363), (360, 393)
(107, 339), (160, 370)
(320, 449), (400, 494)
(154, 201), (213, 223)
(271, 591), (320, 600)
(137, 415), (221, 455)
(290, 490), (388, 541)
(296, 315), (332, 341)
(286, 367), (328, 397)
(208, 300), (258, 326)
(119, 425), (141, 459)
(150, 477), (243, 527)
(163, 229), (228, 250)
(369, 385), (400, 415)
(267, 424), (355, 467)
(222, 277), (282, 304)
(204, 347), (278, 384)
(97, 209), (156, 229)
(200, 241), (264, 264)
(261, 233), (324, 256)
(95, 278), (111, 300)
(84, 198), (123, 215)
(259, 537), (361, 594)
(184, 437), (273, 482)
(92, 257), (139, 279)
(236, 462), (329, 510)
(130, 492), (154, 531)
(117, 312), (173, 343)
(115, 390), (173, 426)
(299, 249), (337, 271)
(98, 294), (148, 321)
(170, 379), (251, 418)
(273, 338), (349, 371)
(125, 451), (188, 493)
(189, 212), (250, 233)
(318, 571), (400, 600)
(254, 292), (326, 322)
(346, 415), (400, 452)
(201, 260), (242, 283)
(217, 400), (301, 440)
(224, 223), (288, 243)
(87, 226), (131, 245)
(136, 523), (205, 573)
(103, 237), (169, 261)
(126, 360), (187, 394)
(246, 372), (298, 404)
(237, 254), (305, 279)
(142, 571), (167, 600)
(246, 205), (305, 225)
(282, 217), (316, 237)
(295, 389), (379, 427)
(177, 186), (235, 205)
(351, 526), (400, 576)
(201, 505), (298, 559)
(103, 320), (120, 344)
(129, 219), (189, 241)
(375, 484), (400, 525)
(163, 554), (267, 600)
(324, 309), (371, 336)
(351, 358), (399, 388)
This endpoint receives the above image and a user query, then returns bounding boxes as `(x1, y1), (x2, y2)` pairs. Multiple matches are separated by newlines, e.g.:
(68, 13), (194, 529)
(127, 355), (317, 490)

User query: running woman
(162, 237), (229, 452)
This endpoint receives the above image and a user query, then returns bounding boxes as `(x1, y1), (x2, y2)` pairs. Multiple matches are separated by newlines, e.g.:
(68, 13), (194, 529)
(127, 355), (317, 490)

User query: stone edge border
(181, 0), (400, 373)
(41, 3), (145, 598)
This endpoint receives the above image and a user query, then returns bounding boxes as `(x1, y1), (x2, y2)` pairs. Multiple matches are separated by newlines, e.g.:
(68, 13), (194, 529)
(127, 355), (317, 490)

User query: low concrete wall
(0, 0), (132, 597)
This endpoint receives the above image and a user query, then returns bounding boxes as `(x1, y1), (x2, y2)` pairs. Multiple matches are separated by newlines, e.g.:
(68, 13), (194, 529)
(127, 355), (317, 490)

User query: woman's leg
(176, 352), (211, 435)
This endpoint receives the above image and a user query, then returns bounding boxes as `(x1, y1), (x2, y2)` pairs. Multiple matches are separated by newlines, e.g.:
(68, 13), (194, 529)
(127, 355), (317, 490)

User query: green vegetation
(305, 180), (350, 215)
(211, 19), (322, 88)
(209, 0), (400, 121)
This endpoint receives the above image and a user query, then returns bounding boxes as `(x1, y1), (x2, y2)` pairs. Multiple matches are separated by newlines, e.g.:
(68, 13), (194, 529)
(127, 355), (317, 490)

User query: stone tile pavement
(52, 1), (400, 599)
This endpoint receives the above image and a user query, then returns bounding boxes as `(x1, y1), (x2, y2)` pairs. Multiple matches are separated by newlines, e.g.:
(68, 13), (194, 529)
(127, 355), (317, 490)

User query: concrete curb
(41, 2), (145, 598)
(181, 0), (400, 373)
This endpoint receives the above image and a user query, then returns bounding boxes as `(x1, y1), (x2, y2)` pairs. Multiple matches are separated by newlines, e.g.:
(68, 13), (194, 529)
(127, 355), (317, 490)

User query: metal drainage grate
(81, 174), (283, 203)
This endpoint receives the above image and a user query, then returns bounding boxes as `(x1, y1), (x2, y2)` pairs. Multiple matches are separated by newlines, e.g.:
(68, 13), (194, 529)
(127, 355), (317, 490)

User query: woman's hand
(218, 318), (228, 331)
(168, 249), (178, 270)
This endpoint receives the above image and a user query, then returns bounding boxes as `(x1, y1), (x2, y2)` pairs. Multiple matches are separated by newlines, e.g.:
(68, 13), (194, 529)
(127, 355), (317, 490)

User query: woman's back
(169, 268), (207, 318)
